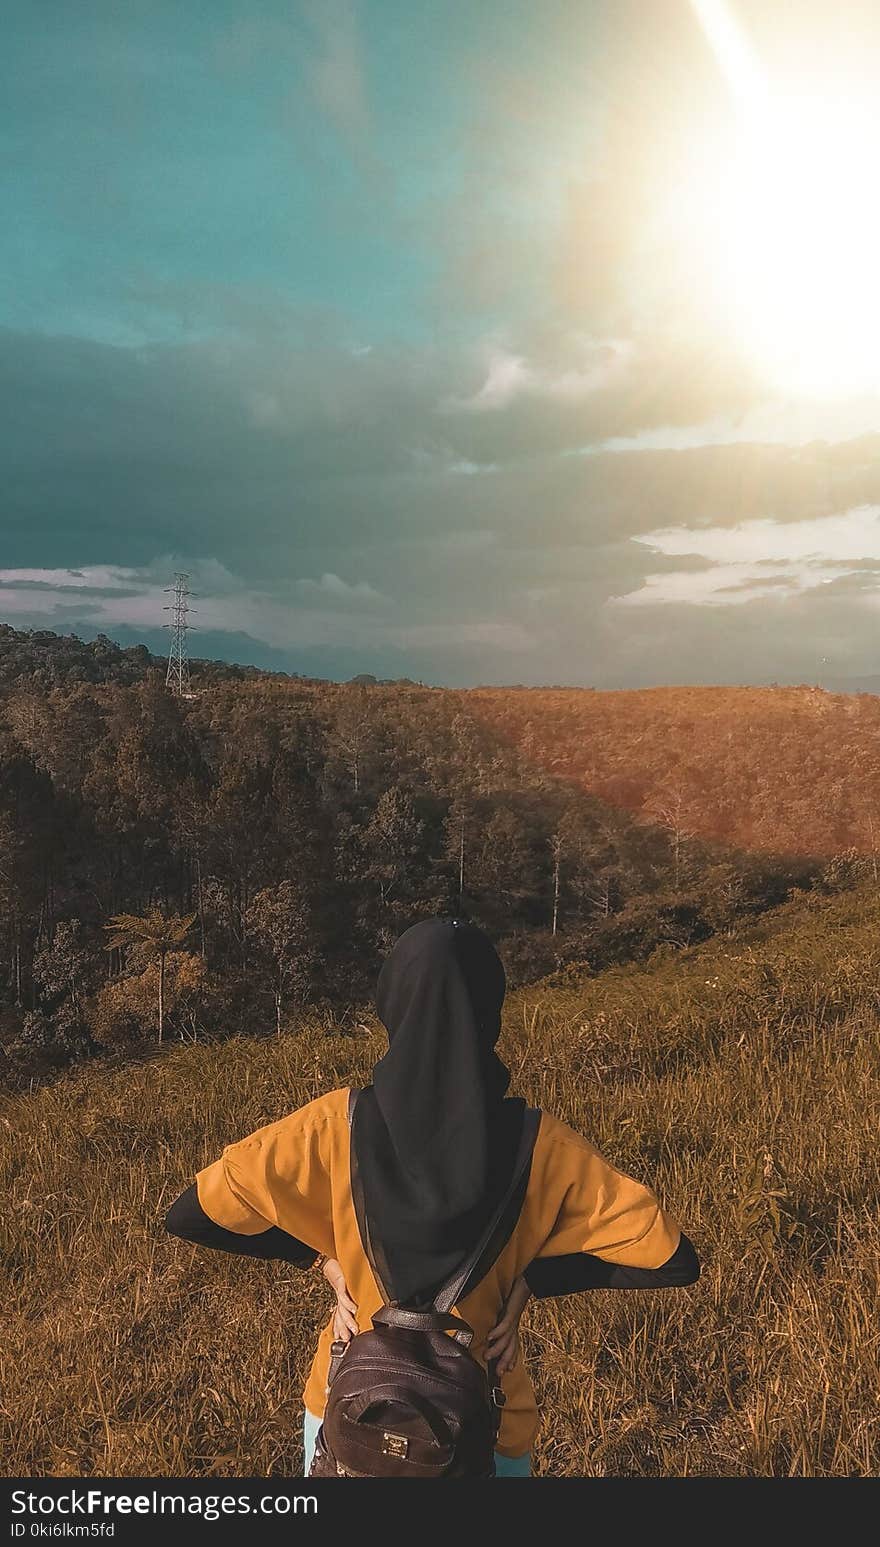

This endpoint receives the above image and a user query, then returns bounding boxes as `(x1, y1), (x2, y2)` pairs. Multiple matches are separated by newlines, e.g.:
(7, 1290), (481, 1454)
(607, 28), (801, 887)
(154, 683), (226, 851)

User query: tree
(550, 829), (564, 937)
(449, 710), (490, 797)
(697, 862), (748, 933)
(359, 789), (421, 908)
(443, 796), (474, 913)
(357, 788), (431, 946)
(644, 785), (695, 893)
(0, 745), (57, 1005)
(246, 881), (315, 1034)
(32, 919), (95, 1022)
(104, 908), (196, 1042)
(89, 950), (209, 1048)
(327, 690), (374, 795)
(471, 807), (529, 906)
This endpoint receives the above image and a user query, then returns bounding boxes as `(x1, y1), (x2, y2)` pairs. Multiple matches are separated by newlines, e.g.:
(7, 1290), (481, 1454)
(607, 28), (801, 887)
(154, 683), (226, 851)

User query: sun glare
(690, 0), (880, 398)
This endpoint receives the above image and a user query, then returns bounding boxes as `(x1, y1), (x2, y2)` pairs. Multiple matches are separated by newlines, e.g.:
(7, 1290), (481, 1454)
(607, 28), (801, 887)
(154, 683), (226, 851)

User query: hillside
(3, 883), (879, 1477)
(1, 637), (824, 1081)
(4, 623), (877, 858)
(466, 684), (880, 857)
(0, 622), (311, 691)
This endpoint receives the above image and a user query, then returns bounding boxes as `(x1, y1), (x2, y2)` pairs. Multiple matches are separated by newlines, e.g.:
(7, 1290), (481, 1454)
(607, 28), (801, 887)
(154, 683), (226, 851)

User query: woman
(166, 916), (699, 1476)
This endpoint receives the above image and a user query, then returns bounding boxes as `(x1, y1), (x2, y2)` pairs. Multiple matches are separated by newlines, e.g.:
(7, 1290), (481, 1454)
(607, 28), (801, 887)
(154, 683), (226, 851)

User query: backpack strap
(371, 1305), (474, 1346)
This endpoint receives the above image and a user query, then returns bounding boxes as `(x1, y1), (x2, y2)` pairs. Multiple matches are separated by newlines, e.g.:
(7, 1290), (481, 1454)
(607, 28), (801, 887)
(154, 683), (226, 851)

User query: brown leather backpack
(309, 1097), (540, 1478)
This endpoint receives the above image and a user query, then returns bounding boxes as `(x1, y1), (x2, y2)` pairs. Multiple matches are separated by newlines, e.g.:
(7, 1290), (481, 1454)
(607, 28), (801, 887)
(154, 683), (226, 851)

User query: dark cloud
(3, 297), (880, 688)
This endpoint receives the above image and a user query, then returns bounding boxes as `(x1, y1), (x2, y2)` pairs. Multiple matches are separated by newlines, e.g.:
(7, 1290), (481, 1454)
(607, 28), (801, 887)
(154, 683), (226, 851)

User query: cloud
(387, 619), (535, 653)
(580, 396), (880, 455)
(448, 459), (499, 476)
(296, 0), (391, 197)
(212, 3), (374, 158)
(636, 506), (880, 565)
(0, 555), (531, 667)
(5, 312), (880, 688)
(294, 571), (386, 603)
(615, 562), (832, 609)
(303, 0), (370, 142)
(616, 505), (880, 607)
(447, 339), (633, 414)
(452, 350), (531, 413)
(0, 565), (141, 592)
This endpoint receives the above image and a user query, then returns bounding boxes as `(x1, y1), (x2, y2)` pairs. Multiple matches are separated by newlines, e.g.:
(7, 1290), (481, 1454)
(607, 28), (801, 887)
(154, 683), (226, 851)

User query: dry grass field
(3, 884), (880, 1477)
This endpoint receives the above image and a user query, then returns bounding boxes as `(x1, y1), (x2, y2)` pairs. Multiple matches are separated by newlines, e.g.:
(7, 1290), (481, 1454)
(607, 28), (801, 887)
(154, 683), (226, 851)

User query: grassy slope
(3, 884), (880, 1477)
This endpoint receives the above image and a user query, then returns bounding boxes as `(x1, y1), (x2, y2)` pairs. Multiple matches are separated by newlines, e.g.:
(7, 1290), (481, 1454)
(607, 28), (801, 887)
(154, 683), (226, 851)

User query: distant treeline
(469, 682), (880, 858)
(0, 626), (831, 1075)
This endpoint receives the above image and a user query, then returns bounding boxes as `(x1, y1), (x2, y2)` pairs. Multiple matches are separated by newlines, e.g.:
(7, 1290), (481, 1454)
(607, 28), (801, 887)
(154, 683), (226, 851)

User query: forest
(0, 625), (856, 1080)
(469, 682), (880, 856)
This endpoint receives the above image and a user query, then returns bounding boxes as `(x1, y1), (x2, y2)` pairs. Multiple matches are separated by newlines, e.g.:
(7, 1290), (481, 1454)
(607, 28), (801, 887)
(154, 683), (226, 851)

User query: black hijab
(351, 916), (526, 1308)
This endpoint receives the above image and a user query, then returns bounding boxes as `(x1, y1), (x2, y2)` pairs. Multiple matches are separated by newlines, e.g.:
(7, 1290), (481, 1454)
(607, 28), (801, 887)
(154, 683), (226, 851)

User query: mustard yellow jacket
(197, 1087), (681, 1458)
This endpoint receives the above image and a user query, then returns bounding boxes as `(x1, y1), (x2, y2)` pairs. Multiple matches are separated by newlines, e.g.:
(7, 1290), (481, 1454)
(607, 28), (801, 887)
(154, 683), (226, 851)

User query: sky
(3, 0), (880, 687)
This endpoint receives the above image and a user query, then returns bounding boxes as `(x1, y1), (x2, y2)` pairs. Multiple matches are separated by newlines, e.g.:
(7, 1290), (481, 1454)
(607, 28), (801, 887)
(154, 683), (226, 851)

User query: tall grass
(3, 886), (880, 1476)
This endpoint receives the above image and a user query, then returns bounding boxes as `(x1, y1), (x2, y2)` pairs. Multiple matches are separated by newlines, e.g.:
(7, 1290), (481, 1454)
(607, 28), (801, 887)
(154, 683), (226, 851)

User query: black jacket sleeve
(164, 1184), (319, 1268)
(524, 1231), (700, 1299)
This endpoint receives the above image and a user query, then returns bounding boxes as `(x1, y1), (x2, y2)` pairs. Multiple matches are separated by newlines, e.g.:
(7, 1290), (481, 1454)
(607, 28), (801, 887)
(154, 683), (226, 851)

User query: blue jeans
(303, 1408), (531, 1477)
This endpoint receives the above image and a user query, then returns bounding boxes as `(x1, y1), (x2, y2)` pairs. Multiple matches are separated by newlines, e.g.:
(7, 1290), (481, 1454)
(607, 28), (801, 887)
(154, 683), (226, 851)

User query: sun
(690, 0), (880, 399)
(719, 91), (880, 398)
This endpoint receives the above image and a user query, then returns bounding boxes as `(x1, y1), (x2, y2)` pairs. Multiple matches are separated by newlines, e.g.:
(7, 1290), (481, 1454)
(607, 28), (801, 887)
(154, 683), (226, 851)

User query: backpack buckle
(382, 1432), (409, 1458)
(491, 1387), (506, 1409)
(326, 1339), (349, 1392)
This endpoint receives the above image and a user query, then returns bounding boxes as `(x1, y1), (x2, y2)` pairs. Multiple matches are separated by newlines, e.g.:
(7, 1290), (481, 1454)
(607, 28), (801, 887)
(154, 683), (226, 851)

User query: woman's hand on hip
(322, 1256), (359, 1341)
(485, 1274), (532, 1376)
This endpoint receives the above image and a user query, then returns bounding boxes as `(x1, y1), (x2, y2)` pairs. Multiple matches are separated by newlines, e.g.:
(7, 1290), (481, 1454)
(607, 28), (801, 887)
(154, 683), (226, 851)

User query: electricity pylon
(163, 572), (197, 698)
